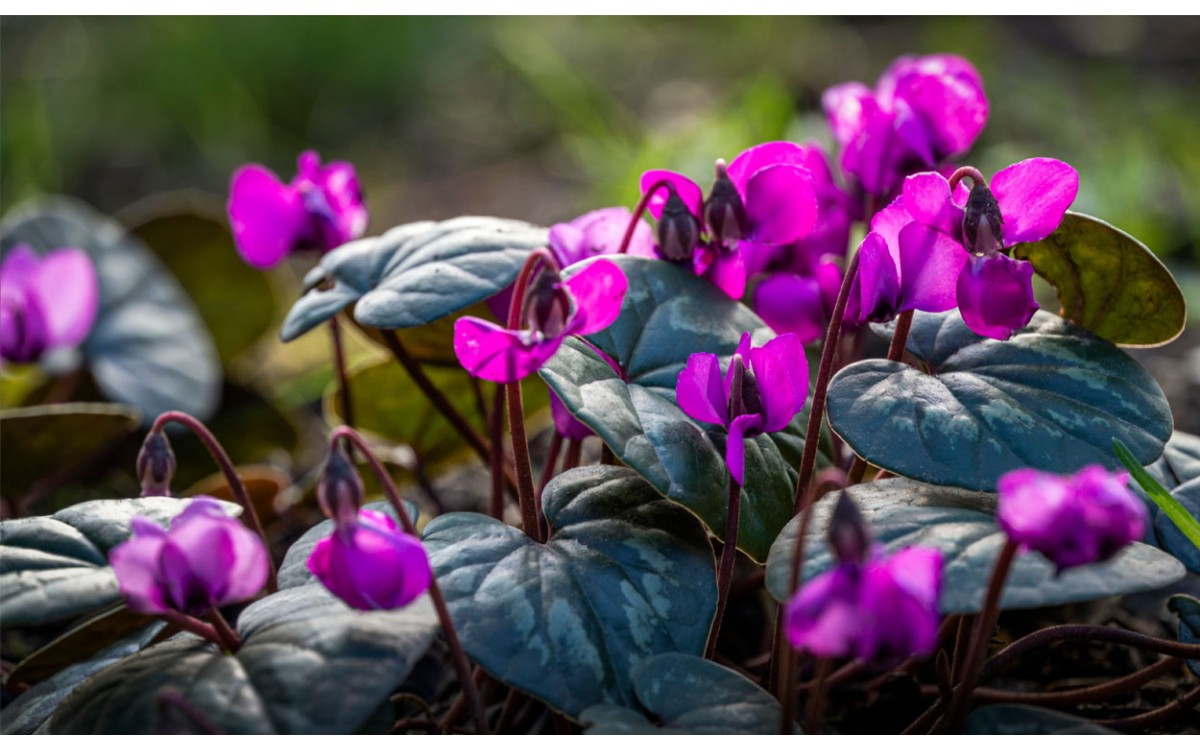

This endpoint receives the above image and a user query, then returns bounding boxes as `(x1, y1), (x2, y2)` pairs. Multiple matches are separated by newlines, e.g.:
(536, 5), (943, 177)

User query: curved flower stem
(563, 439), (583, 471)
(330, 427), (489, 734)
(490, 384), (507, 521)
(948, 166), (988, 192)
(1096, 682), (1200, 731)
(206, 606), (242, 653)
(156, 609), (224, 648)
(329, 316), (354, 430)
(944, 539), (1018, 731)
(920, 656), (1182, 708)
(705, 475), (742, 659)
(150, 411), (277, 594)
(803, 658), (834, 734)
(792, 251), (861, 513)
(617, 179), (670, 255)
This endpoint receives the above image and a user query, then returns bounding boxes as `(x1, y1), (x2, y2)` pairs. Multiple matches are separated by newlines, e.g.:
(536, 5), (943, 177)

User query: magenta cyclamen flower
(824, 54), (988, 196)
(786, 494), (942, 663)
(640, 142), (819, 299)
(675, 332), (809, 484)
(997, 466), (1148, 572)
(455, 259), (627, 383)
(109, 497), (269, 617)
(1, 245), (99, 364)
(548, 206), (657, 265)
(227, 150), (368, 268)
(308, 508), (432, 611)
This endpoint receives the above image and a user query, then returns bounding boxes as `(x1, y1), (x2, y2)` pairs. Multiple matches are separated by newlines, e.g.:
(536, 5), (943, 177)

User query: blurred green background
(2, 17), (1199, 516)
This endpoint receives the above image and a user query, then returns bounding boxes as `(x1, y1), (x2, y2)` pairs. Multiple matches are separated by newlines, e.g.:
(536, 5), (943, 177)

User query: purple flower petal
(308, 509), (432, 610)
(562, 259), (627, 336)
(741, 165), (818, 246)
(901, 171), (964, 238)
(1, 245), (39, 288)
(753, 273), (827, 342)
(550, 391), (592, 441)
(640, 170), (703, 221)
(109, 533), (170, 614)
(453, 316), (561, 384)
(549, 207), (655, 266)
(29, 249), (99, 349)
(227, 164), (309, 268)
(726, 141), (811, 186)
(990, 158), (1079, 245)
(747, 333), (809, 432)
(896, 223), (967, 314)
(725, 413), (764, 486)
(845, 232), (900, 325)
(304, 157), (369, 251)
(676, 351), (729, 427)
(884, 54), (988, 161)
(699, 247), (747, 300)
(955, 253), (1038, 340)
(822, 83), (879, 148)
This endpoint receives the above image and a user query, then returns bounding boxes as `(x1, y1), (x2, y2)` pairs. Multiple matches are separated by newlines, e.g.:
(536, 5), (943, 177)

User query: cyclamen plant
(3, 48), (1199, 738)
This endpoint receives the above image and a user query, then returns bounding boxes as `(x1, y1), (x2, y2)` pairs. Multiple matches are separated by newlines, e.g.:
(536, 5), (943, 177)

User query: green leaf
(422, 466), (717, 718)
(540, 257), (817, 562)
(1, 622), (165, 735)
(127, 203), (277, 366)
(1133, 431), (1200, 573)
(49, 507), (440, 734)
(1114, 437), (1200, 553)
(966, 704), (1118, 734)
(763, 479), (1185, 613)
(0, 403), (141, 502)
(1012, 212), (1185, 347)
(281, 217), (547, 341)
(0, 497), (238, 627)
(580, 653), (793, 734)
(7, 605), (156, 688)
(1168, 594), (1200, 678)
(1, 199), (222, 423)
(830, 311), (1171, 492)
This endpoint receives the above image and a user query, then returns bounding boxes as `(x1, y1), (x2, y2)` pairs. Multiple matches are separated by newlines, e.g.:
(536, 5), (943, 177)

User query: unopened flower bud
(730, 355), (763, 419)
(318, 446), (364, 528)
(962, 183), (1005, 256)
(657, 186), (701, 262)
(137, 431), (176, 496)
(703, 159), (747, 246)
(828, 491), (870, 565)
(522, 264), (571, 338)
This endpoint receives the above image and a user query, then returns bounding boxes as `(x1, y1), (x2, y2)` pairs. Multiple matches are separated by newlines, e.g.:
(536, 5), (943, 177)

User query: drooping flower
(227, 150), (368, 268)
(824, 54), (988, 196)
(307, 508), (432, 611)
(675, 331), (809, 484)
(639, 142), (819, 299)
(997, 465), (1148, 572)
(786, 494), (942, 663)
(0, 245), (99, 364)
(455, 258), (627, 383)
(109, 497), (269, 616)
(751, 259), (843, 342)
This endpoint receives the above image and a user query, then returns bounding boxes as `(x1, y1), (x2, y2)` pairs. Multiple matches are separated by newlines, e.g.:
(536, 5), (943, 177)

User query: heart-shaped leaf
(764, 479), (1185, 613)
(1, 199), (222, 423)
(422, 466), (717, 718)
(828, 311), (1171, 492)
(1168, 594), (1200, 678)
(0, 497), (238, 627)
(1013, 212), (1186, 347)
(0, 403), (141, 503)
(580, 653), (792, 734)
(540, 257), (817, 562)
(966, 704), (1118, 734)
(48, 507), (440, 734)
(1, 622), (165, 735)
(281, 217), (547, 341)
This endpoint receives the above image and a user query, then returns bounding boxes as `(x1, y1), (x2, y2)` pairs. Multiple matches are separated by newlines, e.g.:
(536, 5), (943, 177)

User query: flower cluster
(1, 245), (99, 364)
(109, 497), (269, 616)
(227, 150), (368, 268)
(997, 465), (1148, 572)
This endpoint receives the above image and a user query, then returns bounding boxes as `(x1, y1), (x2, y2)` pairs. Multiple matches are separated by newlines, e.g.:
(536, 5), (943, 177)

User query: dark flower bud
(703, 159), (747, 246)
(657, 186), (701, 262)
(962, 183), (1005, 256)
(319, 446), (364, 528)
(828, 491), (871, 565)
(735, 358), (763, 418)
(522, 264), (572, 338)
(137, 430), (176, 497)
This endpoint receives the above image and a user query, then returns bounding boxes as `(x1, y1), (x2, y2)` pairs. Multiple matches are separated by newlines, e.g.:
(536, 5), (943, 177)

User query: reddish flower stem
(206, 605), (242, 653)
(845, 309), (912, 483)
(948, 166), (987, 192)
(330, 427), (488, 733)
(982, 624), (1200, 676)
(803, 658), (834, 734)
(490, 384), (507, 521)
(157, 609), (224, 649)
(329, 316), (355, 430)
(617, 179), (671, 255)
(706, 475), (742, 659)
(563, 439), (583, 471)
(150, 411), (277, 594)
